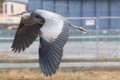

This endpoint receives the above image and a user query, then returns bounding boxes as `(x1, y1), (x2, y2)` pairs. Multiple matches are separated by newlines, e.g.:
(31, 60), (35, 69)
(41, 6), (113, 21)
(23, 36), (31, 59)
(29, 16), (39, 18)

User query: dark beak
(7, 13), (22, 17)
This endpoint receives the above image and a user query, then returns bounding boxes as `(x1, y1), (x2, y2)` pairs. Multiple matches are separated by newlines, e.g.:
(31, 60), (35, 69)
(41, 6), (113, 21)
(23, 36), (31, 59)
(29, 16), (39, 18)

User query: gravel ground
(0, 68), (119, 80)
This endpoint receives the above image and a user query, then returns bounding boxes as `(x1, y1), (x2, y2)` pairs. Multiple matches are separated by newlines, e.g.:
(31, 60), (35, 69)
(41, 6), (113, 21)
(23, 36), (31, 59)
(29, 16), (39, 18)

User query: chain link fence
(0, 17), (120, 59)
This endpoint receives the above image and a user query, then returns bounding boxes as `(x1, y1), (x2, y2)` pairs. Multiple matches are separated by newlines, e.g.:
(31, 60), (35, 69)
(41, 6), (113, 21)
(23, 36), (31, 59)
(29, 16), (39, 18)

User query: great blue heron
(10, 10), (86, 76)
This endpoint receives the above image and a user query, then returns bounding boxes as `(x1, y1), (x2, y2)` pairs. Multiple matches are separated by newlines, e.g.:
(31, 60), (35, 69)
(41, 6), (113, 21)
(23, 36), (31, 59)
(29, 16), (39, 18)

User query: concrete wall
(3, 1), (27, 15)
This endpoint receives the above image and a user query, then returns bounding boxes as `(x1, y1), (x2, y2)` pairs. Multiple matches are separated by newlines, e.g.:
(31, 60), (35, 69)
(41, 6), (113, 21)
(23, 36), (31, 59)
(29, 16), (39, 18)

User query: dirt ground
(0, 68), (120, 80)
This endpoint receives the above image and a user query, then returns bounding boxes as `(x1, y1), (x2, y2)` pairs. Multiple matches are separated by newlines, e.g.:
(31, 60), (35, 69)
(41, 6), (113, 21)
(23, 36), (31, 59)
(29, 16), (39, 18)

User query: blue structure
(28, 0), (120, 29)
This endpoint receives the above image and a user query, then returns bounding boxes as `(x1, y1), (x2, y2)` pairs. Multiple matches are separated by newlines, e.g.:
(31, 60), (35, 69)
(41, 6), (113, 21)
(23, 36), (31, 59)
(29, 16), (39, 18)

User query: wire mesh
(0, 17), (120, 59)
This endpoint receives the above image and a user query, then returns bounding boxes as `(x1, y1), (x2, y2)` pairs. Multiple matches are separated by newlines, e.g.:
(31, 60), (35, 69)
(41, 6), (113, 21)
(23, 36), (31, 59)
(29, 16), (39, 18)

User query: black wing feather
(39, 22), (69, 76)
(11, 17), (43, 53)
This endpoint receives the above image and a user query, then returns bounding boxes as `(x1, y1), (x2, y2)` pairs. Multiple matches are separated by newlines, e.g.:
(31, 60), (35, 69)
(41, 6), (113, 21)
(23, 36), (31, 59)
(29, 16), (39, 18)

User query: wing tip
(39, 38), (62, 77)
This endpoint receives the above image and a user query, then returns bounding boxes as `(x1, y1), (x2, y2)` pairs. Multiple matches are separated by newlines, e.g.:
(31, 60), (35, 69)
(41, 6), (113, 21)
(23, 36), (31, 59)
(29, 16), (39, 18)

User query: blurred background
(0, 0), (120, 80)
(1, 0), (120, 59)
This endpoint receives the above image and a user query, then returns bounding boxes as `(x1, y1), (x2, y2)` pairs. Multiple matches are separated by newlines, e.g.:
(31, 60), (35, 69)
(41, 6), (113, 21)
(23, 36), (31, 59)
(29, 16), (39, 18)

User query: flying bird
(10, 10), (86, 76)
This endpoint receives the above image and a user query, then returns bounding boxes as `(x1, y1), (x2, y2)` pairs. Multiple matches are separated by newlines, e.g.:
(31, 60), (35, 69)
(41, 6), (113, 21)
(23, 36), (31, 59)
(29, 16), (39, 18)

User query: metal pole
(96, 17), (99, 57)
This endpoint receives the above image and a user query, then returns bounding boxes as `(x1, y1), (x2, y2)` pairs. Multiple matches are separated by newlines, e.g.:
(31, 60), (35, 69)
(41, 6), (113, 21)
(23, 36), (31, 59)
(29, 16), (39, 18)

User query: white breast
(39, 10), (65, 42)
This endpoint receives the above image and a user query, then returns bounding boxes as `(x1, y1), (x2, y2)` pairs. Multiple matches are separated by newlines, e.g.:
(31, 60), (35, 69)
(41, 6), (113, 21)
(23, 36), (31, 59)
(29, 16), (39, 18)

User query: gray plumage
(11, 10), (86, 77)
(39, 21), (69, 76)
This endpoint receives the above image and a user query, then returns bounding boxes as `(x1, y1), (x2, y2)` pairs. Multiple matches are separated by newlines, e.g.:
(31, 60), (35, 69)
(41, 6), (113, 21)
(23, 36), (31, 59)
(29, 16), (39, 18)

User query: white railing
(0, 17), (20, 24)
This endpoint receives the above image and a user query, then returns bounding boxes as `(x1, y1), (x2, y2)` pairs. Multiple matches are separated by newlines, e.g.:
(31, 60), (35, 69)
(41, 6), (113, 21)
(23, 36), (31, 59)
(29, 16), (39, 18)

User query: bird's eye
(35, 15), (40, 18)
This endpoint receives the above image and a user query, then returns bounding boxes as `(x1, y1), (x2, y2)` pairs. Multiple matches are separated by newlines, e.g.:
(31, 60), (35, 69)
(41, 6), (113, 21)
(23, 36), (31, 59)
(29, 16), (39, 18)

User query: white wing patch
(40, 11), (65, 42)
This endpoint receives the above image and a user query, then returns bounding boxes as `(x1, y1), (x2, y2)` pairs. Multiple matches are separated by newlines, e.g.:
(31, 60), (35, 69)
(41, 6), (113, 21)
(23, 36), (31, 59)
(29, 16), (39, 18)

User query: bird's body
(38, 10), (65, 42)
(11, 10), (86, 76)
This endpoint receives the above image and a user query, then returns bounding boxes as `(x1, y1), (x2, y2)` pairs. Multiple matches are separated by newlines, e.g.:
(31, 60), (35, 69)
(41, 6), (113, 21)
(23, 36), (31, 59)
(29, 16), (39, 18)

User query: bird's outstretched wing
(11, 17), (43, 53)
(39, 21), (69, 76)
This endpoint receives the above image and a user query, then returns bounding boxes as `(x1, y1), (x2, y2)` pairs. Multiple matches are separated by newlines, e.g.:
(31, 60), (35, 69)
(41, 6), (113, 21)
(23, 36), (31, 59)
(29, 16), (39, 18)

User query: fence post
(96, 17), (99, 57)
